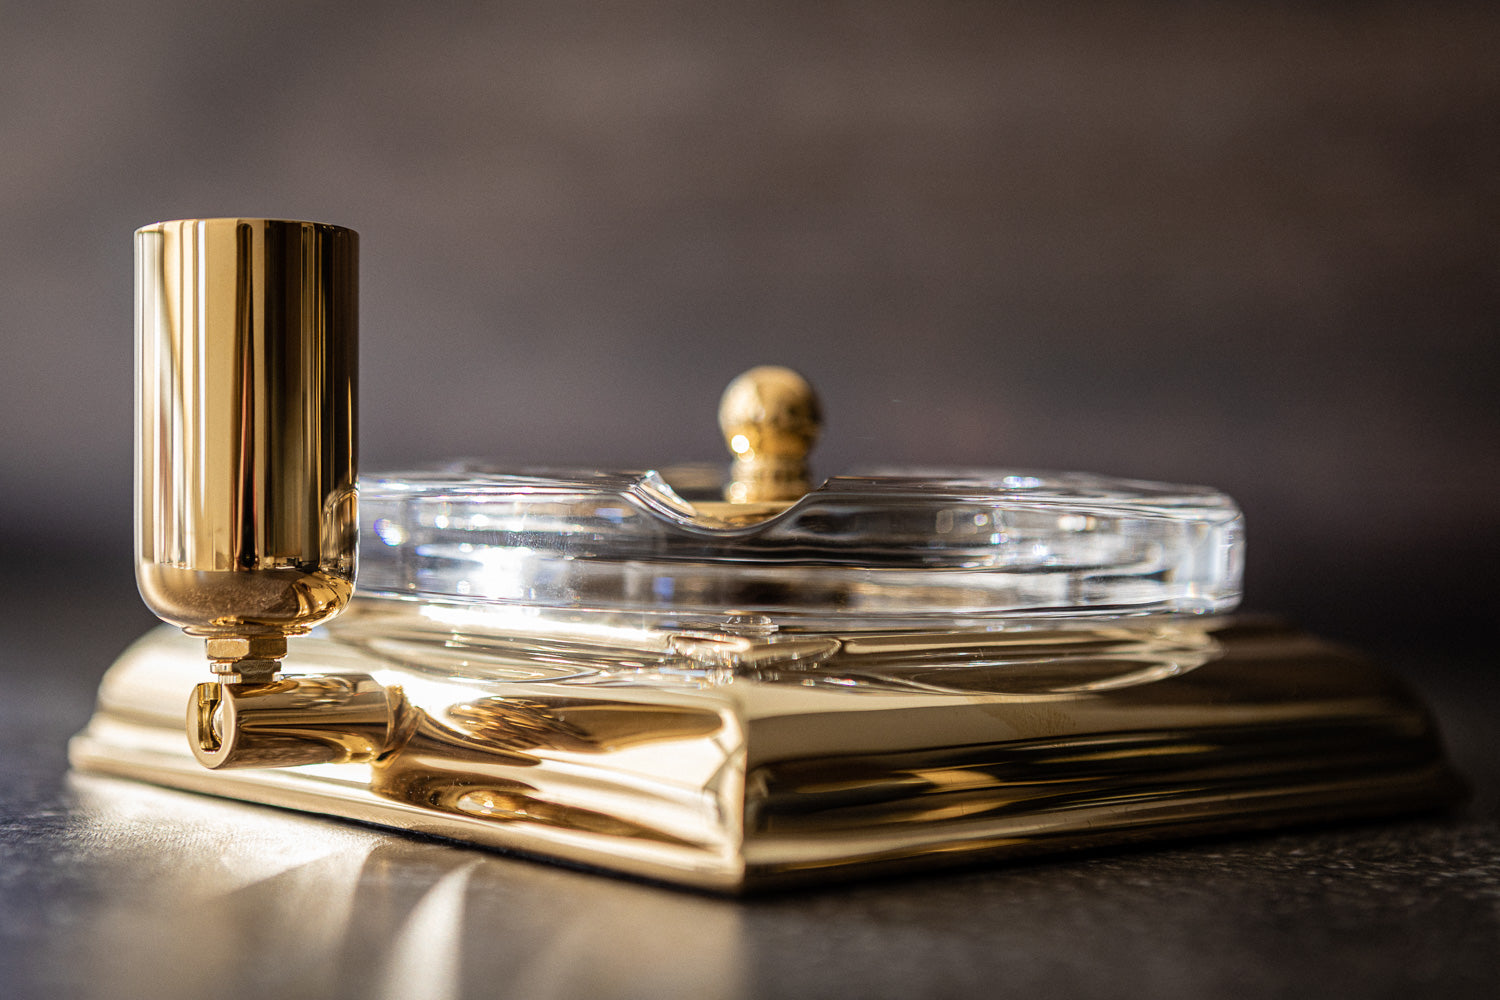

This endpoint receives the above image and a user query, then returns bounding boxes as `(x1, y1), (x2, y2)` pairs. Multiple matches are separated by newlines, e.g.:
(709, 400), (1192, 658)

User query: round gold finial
(719, 366), (821, 504)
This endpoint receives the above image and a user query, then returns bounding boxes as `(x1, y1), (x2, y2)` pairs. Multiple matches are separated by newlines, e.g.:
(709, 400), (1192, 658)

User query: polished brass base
(70, 605), (1462, 892)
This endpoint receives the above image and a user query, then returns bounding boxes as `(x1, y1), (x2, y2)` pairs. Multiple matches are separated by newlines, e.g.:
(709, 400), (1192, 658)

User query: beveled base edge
(68, 727), (1462, 894)
(69, 621), (1466, 893)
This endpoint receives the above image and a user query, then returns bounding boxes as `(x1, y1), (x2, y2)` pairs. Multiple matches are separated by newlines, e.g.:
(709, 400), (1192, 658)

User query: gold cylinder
(135, 219), (358, 647)
(189, 675), (400, 770)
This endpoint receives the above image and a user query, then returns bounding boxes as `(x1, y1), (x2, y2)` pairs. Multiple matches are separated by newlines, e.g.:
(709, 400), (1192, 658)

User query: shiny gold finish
(189, 673), (402, 770)
(203, 634), (286, 682)
(70, 607), (1464, 892)
(204, 635), (288, 661)
(720, 365), (821, 504)
(110, 237), (1461, 892)
(134, 218), (358, 676)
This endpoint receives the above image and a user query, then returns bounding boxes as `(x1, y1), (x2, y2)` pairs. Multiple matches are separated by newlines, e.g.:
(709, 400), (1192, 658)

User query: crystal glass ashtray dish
(356, 466), (1244, 630)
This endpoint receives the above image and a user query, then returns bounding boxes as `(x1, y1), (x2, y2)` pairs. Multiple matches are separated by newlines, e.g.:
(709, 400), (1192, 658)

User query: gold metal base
(69, 605), (1462, 892)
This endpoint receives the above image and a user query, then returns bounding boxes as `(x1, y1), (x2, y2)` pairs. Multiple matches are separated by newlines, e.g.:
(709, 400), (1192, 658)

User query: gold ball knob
(719, 366), (821, 504)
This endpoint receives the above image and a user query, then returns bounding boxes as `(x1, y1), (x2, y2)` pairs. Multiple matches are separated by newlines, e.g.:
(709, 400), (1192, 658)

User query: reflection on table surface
(12, 763), (1496, 1000)
(52, 775), (747, 1000)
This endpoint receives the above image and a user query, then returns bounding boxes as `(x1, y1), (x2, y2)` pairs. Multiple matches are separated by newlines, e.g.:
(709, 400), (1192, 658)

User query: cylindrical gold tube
(135, 219), (358, 661)
(189, 674), (400, 770)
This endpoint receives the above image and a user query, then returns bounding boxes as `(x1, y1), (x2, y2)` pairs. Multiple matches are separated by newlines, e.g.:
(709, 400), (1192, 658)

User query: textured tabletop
(3, 570), (1496, 1000)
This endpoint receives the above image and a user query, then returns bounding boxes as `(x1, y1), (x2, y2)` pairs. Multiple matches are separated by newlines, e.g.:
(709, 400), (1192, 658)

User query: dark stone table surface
(3, 569), (1496, 1000)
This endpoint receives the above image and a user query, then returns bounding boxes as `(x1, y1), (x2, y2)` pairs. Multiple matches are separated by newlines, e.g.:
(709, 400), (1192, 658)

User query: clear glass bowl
(355, 465), (1243, 630)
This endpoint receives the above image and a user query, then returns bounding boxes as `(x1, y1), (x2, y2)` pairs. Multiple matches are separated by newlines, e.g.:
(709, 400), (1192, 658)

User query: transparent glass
(356, 466), (1243, 630)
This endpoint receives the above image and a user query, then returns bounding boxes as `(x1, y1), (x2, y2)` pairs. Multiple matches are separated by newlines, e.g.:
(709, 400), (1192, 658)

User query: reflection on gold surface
(70, 608), (1462, 891)
(134, 219), (357, 647)
(444, 699), (726, 752)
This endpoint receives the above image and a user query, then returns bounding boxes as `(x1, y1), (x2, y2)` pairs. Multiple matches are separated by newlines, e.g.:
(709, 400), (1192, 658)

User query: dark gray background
(2, 7), (1499, 996)
(2, 1), (1497, 647)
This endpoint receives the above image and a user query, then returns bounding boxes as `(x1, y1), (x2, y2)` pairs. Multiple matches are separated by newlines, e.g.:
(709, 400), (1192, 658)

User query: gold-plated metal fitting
(208, 659), (279, 682)
(204, 635), (288, 662)
(205, 635), (287, 682)
(189, 674), (403, 770)
(719, 366), (821, 504)
(133, 218), (358, 679)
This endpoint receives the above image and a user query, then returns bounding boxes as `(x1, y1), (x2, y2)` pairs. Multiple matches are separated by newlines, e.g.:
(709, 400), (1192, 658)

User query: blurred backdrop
(2, 1), (1496, 650)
